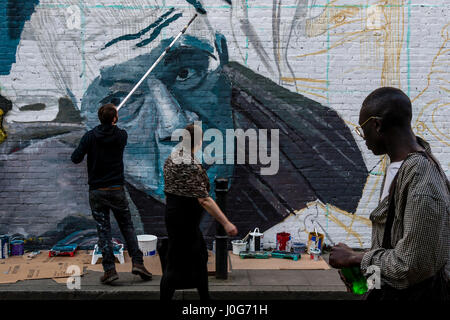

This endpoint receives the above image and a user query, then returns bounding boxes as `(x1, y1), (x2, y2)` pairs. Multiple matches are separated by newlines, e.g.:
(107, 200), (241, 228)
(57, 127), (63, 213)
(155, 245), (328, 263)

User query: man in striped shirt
(329, 87), (449, 300)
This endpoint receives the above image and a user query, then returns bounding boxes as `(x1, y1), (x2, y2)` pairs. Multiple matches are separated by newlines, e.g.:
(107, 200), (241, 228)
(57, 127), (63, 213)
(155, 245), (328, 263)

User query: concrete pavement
(0, 253), (360, 300)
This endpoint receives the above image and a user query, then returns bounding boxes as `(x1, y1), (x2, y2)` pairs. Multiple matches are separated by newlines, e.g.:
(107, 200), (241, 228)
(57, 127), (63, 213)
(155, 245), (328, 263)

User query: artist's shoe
(100, 269), (119, 284)
(132, 263), (152, 281)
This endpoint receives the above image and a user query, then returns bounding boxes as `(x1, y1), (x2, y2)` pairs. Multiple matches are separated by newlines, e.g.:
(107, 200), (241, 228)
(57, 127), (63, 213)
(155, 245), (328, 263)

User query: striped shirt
(360, 137), (450, 289)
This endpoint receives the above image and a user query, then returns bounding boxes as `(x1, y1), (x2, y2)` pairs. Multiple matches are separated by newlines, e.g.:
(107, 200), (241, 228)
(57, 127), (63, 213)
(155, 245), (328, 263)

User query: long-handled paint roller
(116, 7), (207, 112)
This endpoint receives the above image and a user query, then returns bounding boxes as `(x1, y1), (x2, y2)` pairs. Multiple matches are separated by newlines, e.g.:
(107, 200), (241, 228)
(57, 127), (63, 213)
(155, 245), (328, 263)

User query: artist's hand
(224, 222), (238, 237)
(329, 243), (361, 268)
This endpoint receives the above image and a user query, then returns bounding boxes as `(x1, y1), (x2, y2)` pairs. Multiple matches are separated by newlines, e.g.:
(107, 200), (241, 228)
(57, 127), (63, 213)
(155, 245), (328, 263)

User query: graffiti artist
(71, 103), (153, 284)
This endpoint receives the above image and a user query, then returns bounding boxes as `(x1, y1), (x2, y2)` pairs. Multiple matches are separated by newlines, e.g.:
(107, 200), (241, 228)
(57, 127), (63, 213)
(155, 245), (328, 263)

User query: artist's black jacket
(71, 124), (127, 190)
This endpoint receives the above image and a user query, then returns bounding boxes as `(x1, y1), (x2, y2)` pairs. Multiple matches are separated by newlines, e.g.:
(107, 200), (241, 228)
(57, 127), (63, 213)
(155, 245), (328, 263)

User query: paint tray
(270, 250), (300, 261)
(49, 243), (78, 257)
(239, 251), (270, 259)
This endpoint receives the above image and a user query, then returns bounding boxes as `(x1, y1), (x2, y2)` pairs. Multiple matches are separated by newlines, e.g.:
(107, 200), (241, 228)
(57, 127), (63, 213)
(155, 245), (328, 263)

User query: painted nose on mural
(146, 78), (189, 141)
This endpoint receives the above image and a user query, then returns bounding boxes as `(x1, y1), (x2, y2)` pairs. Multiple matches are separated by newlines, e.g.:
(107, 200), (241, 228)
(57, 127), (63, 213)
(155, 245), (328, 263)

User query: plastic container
(292, 242), (306, 254)
(137, 235), (157, 256)
(231, 240), (247, 255)
(310, 248), (321, 261)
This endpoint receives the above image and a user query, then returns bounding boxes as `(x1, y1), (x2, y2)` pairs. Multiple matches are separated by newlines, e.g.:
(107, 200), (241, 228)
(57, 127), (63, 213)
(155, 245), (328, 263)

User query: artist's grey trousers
(89, 188), (144, 272)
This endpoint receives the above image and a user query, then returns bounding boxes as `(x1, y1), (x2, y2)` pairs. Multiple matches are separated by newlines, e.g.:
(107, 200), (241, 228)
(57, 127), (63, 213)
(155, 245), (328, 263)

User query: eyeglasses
(354, 116), (382, 138)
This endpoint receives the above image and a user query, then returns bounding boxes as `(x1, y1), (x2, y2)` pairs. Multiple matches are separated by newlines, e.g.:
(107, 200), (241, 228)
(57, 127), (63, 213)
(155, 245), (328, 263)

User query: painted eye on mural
(161, 46), (211, 91)
(171, 67), (205, 90)
(176, 68), (197, 82)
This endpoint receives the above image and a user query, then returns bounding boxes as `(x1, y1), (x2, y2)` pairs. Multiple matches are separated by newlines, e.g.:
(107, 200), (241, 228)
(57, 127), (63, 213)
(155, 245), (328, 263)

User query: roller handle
(117, 13), (199, 112)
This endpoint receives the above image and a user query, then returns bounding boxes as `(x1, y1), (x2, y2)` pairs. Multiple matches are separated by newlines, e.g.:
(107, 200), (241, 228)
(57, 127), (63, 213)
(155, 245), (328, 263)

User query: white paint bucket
(137, 235), (157, 256)
(310, 248), (321, 261)
(231, 240), (247, 255)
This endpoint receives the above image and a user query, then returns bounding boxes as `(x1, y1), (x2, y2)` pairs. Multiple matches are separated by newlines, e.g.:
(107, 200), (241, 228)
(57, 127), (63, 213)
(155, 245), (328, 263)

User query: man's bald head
(361, 87), (412, 132)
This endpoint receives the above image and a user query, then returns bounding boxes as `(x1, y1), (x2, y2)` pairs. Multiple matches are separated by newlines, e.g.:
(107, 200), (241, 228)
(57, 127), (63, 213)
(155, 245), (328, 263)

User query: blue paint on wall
(102, 8), (176, 50)
(136, 13), (183, 47)
(0, 0), (40, 75)
(184, 0), (206, 13)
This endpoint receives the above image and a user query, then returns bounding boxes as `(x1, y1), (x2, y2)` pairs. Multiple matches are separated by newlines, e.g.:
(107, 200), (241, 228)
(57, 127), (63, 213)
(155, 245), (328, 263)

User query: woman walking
(160, 123), (238, 300)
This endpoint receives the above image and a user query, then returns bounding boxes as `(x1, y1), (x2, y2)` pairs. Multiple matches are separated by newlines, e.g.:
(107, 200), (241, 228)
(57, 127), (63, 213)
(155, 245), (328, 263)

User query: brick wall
(0, 0), (448, 249)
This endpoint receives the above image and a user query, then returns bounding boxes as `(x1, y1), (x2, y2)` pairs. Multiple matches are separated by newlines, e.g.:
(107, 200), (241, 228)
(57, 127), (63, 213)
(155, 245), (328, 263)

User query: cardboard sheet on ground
(0, 250), (228, 284)
(0, 253), (87, 284)
(1, 249), (326, 284)
(229, 252), (330, 270)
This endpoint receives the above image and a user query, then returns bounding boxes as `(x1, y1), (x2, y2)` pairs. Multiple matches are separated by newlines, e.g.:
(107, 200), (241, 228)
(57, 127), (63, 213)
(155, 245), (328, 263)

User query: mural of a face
(82, 34), (234, 201)
(6, 0), (444, 249)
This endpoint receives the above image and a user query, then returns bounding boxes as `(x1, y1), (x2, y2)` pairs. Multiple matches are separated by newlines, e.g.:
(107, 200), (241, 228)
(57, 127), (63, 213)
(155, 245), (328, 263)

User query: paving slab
(247, 270), (310, 286)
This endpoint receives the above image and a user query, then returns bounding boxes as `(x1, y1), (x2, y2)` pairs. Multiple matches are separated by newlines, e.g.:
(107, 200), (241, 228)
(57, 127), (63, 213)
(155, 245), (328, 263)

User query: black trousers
(89, 187), (143, 272)
(159, 193), (211, 300)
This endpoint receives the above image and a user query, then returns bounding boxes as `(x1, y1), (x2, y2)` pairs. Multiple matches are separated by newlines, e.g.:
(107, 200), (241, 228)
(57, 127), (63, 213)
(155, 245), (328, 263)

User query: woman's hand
(198, 197), (238, 237)
(224, 222), (238, 237)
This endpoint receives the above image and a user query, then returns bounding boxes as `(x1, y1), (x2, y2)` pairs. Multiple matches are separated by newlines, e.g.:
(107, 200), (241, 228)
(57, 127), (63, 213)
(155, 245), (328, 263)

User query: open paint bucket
(137, 235), (157, 256)
(276, 232), (291, 251)
(310, 248), (321, 261)
(231, 240), (247, 255)
(292, 242), (306, 254)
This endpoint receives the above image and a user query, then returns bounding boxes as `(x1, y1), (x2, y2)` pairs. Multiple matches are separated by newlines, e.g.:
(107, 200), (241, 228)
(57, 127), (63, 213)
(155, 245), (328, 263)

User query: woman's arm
(198, 197), (238, 236)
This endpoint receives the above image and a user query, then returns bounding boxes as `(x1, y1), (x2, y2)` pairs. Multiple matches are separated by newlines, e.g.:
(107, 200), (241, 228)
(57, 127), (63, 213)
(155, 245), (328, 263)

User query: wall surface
(0, 0), (448, 249)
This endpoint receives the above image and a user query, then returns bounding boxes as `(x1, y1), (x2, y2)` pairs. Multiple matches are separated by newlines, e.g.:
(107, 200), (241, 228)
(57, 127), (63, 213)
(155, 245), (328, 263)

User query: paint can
(276, 232), (292, 252)
(10, 240), (24, 256)
(310, 248), (321, 261)
(307, 232), (324, 254)
(0, 235), (10, 259)
(231, 240), (247, 255)
(249, 228), (263, 251)
(292, 242), (306, 254)
(137, 234), (157, 256)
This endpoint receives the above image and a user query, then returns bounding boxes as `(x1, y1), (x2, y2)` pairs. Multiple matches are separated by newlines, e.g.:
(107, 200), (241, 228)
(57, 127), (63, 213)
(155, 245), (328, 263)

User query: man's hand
(329, 243), (363, 268)
(224, 222), (238, 237)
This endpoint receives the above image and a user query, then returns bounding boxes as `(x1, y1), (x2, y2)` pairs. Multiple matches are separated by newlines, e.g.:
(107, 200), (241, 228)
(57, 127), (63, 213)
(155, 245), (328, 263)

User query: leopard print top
(163, 149), (210, 198)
